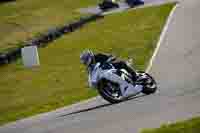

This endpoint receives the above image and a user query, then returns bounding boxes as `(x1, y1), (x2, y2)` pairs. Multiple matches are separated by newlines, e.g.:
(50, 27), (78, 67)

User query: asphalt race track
(1, 0), (200, 133)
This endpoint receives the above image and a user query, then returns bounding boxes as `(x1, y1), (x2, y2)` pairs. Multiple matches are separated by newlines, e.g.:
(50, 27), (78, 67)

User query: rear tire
(97, 79), (125, 103)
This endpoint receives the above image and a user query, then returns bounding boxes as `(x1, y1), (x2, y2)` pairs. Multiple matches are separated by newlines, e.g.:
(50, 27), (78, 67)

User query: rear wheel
(97, 79), (125, 103)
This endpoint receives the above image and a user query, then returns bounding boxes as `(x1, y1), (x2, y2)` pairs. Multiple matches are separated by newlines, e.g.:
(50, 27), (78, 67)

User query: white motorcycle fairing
(88, 63), (143, 98)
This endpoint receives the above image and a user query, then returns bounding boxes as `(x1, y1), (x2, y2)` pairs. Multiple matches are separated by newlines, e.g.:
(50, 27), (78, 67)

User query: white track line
(146, 4), (179, 73)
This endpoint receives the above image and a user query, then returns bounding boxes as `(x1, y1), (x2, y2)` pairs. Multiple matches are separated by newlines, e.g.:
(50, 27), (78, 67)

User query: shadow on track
(58, 94), (146, 118)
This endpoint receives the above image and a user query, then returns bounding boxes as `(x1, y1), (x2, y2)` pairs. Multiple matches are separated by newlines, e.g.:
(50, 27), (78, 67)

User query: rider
(80, 50), (144, 97)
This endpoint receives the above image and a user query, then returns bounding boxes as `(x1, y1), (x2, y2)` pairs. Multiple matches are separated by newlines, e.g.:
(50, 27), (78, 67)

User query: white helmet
(80, 50), (94, 66)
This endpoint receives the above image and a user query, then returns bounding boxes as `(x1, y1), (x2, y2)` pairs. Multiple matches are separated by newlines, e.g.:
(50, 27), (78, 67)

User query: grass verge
(0, 3), (174, 125)
(141, 116), (200, 133)
(0, 0), (98, 52)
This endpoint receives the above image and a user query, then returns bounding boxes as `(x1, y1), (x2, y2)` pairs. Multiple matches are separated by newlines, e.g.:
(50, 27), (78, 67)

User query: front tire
(137, 71), (157, 95)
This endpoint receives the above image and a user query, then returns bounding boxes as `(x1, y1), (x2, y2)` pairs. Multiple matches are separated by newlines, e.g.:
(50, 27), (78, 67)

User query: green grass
(141, 117), (200, 133)
(0, 3), (174, 125)
(0, 0), (98, 52)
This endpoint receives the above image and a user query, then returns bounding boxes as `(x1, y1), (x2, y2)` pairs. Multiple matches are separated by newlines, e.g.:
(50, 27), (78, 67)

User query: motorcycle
(125, 0), (144, 8)
(87, 59), (157, 103)
(98, 0), (119, 11)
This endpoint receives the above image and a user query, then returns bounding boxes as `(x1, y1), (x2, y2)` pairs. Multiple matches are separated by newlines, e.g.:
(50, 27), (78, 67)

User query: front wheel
(97, 79), (125, 103)
(137, 71), (157, 95)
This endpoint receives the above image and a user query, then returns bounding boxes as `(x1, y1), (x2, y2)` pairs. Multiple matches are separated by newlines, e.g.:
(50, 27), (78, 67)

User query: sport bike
(87, 60), (157, 103)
